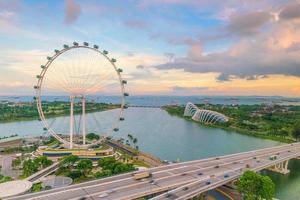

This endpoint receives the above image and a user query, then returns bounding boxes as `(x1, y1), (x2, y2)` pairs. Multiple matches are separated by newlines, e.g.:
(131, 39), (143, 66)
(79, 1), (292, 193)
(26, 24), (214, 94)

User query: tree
(259, 176), (275, 200)
(237, 171), (275, 200)
(67, 170), (83, 180)
(95, 169), (112, 178)
(34, 156), (52, 169)
(12, 158), (21, 169)
(77, 159), (93, 176)
(86, 133), (100, 140)
(113, 163), (135, 174)
(292, 121), (300, 140)
(61, 155), (79, 168)
(32, 183), (43, 192)
(98, 157), (117, 170)
(0, 174), (12, 183)
(22, 159), (38, 177)
(279, 128), (289, 138)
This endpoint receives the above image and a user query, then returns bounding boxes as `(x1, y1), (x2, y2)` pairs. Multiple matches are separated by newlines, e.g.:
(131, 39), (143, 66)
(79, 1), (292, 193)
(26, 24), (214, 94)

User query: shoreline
(163, 107), (295, 144)
(0, 107), (120, 124)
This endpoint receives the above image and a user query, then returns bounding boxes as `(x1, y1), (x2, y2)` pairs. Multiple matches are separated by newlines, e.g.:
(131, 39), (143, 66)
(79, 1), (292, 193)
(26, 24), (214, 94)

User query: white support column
(70, 95), (74, 149)
(82, 96), (86, 146)
(268, 160), (290, 174)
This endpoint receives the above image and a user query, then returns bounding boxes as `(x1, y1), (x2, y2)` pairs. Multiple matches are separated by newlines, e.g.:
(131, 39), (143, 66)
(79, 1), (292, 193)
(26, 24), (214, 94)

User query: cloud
(64, 0), (81, 24)
(154, 25), (300, 81)
(227, 11), (272, 36)
(152, 2), (300, 82)
(286, 42), (300, 52)
(216, 73), (231, 82)
(279, 3), (300, 21)
(0, 0), (22, 12)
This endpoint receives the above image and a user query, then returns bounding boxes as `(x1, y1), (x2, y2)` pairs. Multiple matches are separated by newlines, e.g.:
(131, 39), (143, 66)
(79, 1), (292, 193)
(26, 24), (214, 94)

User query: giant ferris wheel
(34, 42), (128, 149)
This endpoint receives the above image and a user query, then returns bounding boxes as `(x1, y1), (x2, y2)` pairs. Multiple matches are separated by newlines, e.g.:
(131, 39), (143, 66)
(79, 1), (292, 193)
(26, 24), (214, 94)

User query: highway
(6, 143), (300, 200)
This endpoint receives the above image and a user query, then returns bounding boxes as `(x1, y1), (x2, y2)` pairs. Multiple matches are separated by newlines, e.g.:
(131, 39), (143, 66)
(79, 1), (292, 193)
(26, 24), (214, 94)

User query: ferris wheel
(34, 42), (128, 149)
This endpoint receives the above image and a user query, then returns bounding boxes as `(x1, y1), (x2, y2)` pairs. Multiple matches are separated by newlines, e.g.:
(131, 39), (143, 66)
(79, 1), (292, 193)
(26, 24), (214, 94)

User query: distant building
(37, 147), (115, 161)
(0, 136), (23, 149)
(184, 102), (229, 124)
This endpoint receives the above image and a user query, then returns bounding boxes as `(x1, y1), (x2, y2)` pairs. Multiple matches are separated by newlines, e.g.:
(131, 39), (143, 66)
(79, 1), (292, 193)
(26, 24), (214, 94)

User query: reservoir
(0, 107), (298, 199)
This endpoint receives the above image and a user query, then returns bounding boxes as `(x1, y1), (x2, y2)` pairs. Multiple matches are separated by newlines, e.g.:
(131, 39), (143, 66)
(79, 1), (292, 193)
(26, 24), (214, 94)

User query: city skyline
(0, 0), (300, 96)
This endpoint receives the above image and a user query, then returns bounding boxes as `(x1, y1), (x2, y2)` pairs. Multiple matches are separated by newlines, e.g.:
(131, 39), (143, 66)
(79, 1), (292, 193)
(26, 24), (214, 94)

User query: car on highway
(166, 193), (174, 198)
(224, 174), (229, 178)
(183, 187), (189, 191)
(107, 189), (116, 194)
(198, 172), (203, 176)
(269, 155), (278, 160)
(206, 181), (211, 185)
(98, 193), (109, 198)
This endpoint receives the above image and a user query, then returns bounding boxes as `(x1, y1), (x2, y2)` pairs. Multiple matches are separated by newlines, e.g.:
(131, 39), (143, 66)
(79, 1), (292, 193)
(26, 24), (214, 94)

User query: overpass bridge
(25, 162), (60, 183)
(6, 143), (300, 200)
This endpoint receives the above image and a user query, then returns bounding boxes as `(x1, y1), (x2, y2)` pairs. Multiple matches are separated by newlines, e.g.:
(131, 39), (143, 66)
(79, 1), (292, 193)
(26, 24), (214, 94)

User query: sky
(0, 0), (300, 97)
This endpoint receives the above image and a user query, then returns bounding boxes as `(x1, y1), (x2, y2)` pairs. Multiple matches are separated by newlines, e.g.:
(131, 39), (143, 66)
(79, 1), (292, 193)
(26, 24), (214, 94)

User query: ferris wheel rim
(34, 43), (126, 148)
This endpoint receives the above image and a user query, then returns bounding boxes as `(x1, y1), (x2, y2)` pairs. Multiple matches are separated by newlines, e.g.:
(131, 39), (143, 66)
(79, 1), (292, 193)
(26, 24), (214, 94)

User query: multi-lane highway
(6, 143), (300, 200)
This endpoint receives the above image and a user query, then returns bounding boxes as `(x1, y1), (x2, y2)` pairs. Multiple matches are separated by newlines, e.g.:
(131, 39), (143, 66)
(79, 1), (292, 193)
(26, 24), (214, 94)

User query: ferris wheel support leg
(82, 96), (86, 146)
(70, 95), (74, 149)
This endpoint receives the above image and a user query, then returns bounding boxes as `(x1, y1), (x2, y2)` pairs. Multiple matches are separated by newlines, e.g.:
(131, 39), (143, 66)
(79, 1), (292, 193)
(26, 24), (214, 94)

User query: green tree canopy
(61, 155), (79, 168)
(34, 156), (52, 169)
(77, 159), (93, 175)
(86, 133), (100, 140)
(22, 159), (38, 177)
(237, 170), (275, 200)
(292, 121), (300, 140)
(98, 157), (117, 170)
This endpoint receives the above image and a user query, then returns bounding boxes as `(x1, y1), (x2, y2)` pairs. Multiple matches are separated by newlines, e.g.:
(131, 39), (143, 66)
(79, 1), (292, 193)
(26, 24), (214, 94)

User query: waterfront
(0, 107), (299, 199)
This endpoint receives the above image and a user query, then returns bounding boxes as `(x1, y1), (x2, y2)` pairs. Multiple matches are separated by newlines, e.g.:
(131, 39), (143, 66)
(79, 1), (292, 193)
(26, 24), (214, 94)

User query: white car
(98, 193), (109, 198)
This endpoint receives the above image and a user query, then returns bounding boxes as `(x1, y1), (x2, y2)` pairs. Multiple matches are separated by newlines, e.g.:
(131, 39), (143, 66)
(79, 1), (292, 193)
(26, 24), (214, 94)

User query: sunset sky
(0, 0), (300, 96)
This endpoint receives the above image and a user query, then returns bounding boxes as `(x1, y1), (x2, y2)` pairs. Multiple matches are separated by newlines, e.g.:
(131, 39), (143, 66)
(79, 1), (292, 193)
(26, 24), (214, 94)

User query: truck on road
(133, 171), (152, 180)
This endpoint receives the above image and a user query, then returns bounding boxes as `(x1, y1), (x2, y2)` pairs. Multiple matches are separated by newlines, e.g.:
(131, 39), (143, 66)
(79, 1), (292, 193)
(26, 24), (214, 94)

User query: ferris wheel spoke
(84, 74), (116, 94)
